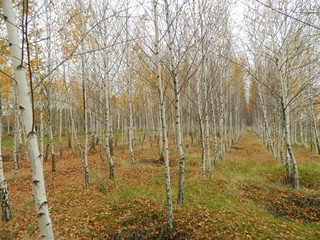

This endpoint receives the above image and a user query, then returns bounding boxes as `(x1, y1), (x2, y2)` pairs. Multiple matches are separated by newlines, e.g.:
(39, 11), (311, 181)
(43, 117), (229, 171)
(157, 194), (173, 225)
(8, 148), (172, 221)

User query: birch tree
(153, 0), (173, 232)
(164, 0), (186, 206)
(123, 1), (135, 170)
(0, 78), (12, 222)
(79, 0), (90, 189)
(45, 1), (56, 172)
(2, 0), (54, 237)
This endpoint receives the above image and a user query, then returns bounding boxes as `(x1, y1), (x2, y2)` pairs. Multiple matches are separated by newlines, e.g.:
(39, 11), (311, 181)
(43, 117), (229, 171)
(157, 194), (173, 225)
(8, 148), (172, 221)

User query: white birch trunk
(258, 86), (276, 159)
(204, 65), (211, 173)
(3, 0), (54, 237)
(39, 93), (44, 164)
(59, 108), (63, 157)
(196, 73), (206, 178)
(211, 91), (218, 166)
(70, 107), (75, 154)
(204, 92), (212, 173)
(299, 120), (306, 147)
(45, 2), (56, 172)
(277, 56), (300, 189)
(79, 0), (90, 189)
(158, 106), (164, 160)
(229, 88), (235, 145)
(154, 0), (173, 231)
(47, 90), (56, 172)
(104, 64), (114, 179)
(128, 82), (135, 169)
(13, 84), (18, 176)
(223, 93), (228, 152)
(0, 80), (12, 222)
(308, 97), (320, 154)
(219, 80), (225, 160)
(164, 0), (185, 206)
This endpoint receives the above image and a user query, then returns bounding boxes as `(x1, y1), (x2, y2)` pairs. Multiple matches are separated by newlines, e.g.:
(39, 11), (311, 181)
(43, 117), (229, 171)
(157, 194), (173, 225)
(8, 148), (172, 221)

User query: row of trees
(246, 0), (320, 189)
(1, 0), (319, 238)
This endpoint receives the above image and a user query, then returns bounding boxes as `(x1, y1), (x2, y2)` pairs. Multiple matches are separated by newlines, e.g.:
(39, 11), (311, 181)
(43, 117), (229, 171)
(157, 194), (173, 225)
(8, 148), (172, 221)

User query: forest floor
(0, 131), (320, 239)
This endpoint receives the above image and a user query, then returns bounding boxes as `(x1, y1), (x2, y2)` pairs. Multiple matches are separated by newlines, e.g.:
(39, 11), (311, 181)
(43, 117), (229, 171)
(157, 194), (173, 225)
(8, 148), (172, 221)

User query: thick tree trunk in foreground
(3, 0), (54, 238)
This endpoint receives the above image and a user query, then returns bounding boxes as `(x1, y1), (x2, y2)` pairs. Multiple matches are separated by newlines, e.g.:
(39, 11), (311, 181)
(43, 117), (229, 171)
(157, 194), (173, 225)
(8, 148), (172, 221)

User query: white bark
(196, 72), (206, 178)
(299, 120), (306, 147)
(204, 76), (211, 173)
(13, 84), (18, 176)
(154, 0), (173, 231)
(258, 86), (276, 159)
(210, 91), (218, 166)
(228, 86), (234, 145)
(104, 64), (114, 179)
(70, 107), (75, 154)
(59, 108), (63, 157)
(219, 78), (225, 160)
(39, 92), (44, 164)
(79, 0), (90, 189)
(128, 81), (135, 169)
(3, 0), (54, 237)
(308, 96), (320, 154)
(47, 89), (56, 172)
(277, 55), (300, 189)
(0, 80), (12, 222)
(164, 0), (185, 206)
(45, 2), (56, 172)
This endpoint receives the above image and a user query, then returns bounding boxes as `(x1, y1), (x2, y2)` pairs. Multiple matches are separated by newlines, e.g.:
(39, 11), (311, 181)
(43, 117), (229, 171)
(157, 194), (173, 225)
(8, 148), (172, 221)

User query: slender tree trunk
(204, 74), (211, 173)
(277, 57), (300, 189)
(104, 63), (114, 179)
(219, 82), (225, 160)
(13, 84), (18, 176)
(128, 82), (135, 169)
(125, 3), (135, 169)
(158, 107), (164, 161)
(164, 0), (185, 207)
(300, 120), (306, 147)
(3, 0), (54, 237)
(59, 108), (63, 157)
(45, 2), (56, 172)
(39, 93), (44, 163)
(308, 98), (320, 154)
(47, 89), (56, 172)
(0, 80), (12, 222)
(79, 0), (90, 189)
(211, 93), (218, 166)
(258, 87), (276, 159)
(154, 0), (173, 231)
(196, 73), (206, 178)
(70, 106), (75, 154)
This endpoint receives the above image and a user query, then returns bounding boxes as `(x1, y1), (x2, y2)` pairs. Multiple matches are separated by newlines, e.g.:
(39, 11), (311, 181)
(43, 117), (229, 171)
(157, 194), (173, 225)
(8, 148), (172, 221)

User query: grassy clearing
(0, 131), (319, 239)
